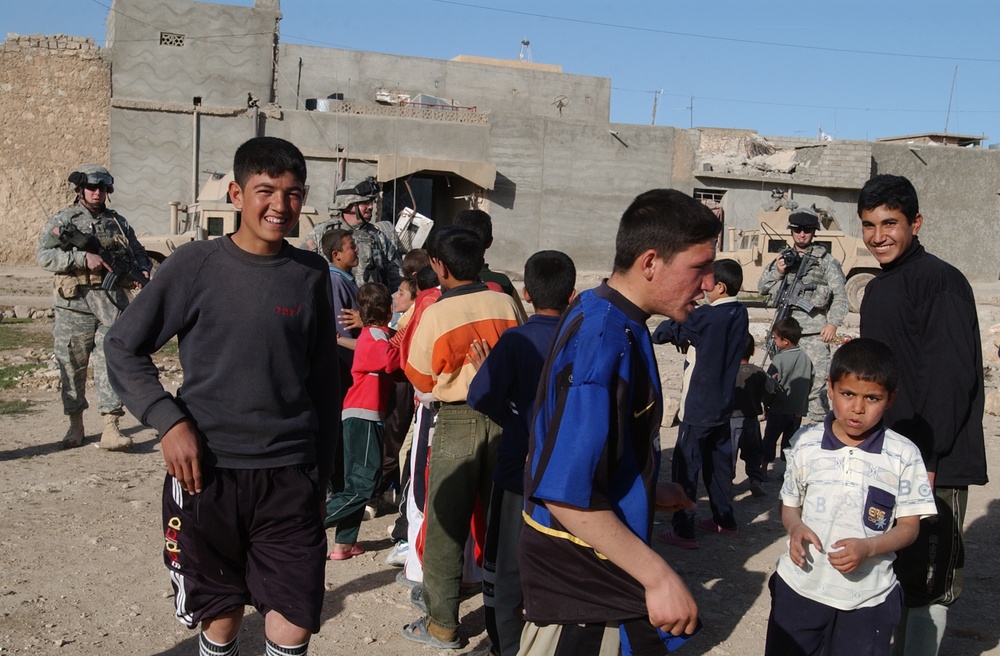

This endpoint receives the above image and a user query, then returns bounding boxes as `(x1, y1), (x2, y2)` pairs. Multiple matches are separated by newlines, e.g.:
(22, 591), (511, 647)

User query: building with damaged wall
(4, 0), (997, 279)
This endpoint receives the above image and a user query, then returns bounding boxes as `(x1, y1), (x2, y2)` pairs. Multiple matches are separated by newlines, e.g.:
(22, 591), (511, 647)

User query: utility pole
(944, 66), (958, 134)
(687, 96), (694, 129)
(651, 89), (662, 126)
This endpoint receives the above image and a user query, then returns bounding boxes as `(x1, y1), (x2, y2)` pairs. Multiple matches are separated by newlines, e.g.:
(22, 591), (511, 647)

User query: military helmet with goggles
(68, 164), (114, 193)
(330, 177), (378, 212)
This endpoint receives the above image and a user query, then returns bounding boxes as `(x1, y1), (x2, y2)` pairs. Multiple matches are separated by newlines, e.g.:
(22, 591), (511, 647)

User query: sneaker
(363, 503), (378, 521)
(396, 570), (419, 589)
(698, 517), (739, 535)
(749, 480), (766, 497)
(657, 528), (700, 550)
(385, 541), (409, 567)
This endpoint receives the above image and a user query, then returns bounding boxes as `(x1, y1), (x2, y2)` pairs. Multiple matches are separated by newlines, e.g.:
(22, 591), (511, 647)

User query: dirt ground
(1, 266), (998, 656)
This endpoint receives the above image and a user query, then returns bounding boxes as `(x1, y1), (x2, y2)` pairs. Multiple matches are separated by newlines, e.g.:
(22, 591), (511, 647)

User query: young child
(323, 227), (360, 398)
(765, 338), (936, 656)
(654, 258), (749, 548)
(325, 282), (401, 559)
(390, 277), (416, 330)
(451, 209), (528, 322)
(732, 335), (775, 497)
(466, 250), (576, 656)
(401, 225), (520, 649)
(519, 189), (715, 655)
(104, 137), (339, 656)
(762, 317), (813, 471)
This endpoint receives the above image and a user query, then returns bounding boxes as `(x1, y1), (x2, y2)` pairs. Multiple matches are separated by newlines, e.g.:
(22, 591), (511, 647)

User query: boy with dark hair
(401, 225), (521, 649)
(452, 208), (528, 321)
(466, 249), (576, 656)
(857, 174), (987, 654)
(519, 189), (717, 655)
(655, 257), (749, 548)
(766, 338), (936, 656)
(762, 317), (813, 472)
(732, 335), (775, 497)
(322, 227), (360, 398)
(325, 282), (401, 560)
(104, 137), (338, 656)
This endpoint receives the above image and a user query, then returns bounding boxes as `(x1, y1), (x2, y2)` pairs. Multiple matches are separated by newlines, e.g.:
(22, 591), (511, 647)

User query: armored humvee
(719, 207), (880, 312)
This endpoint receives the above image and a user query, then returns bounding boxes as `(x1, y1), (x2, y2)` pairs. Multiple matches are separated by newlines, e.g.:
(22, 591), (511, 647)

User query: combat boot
(99, 414), (133, 451)
(61, 412), (85, 449)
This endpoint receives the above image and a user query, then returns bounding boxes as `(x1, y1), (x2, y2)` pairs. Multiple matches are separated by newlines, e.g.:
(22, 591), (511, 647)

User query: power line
(428, 0), (1000, 64)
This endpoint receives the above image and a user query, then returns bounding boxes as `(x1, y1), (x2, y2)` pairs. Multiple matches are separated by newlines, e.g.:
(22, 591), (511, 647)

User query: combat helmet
(330, 177), (378, 212)
(68, 164), (114, 193)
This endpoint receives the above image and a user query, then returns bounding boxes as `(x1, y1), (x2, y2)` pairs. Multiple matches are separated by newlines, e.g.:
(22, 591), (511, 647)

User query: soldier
(36, 164), (152, 450)
(758, 209), (847, 421)
(300, 177), (404, 290)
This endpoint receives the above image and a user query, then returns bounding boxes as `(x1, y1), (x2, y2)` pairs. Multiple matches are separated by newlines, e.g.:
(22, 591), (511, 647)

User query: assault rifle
(56, 223), (147, 291)
(761, 250), (818, 368)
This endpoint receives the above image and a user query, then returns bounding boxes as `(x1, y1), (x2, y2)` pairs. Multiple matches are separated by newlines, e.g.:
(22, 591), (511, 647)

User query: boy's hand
(161, 419), (203, 494)
(787, 522), (823, 568)
(466, 339), (491, 371)
(646, 569), (700, 637)
(828, 538), (873, 573)
(338, 309), (362, 331)
(655, 482), (696, 513)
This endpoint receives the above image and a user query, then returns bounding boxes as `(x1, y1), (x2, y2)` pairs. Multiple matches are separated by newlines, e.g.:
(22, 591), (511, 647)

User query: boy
(519, 189), (716, 655)
(858, 175), (986, 654)
(451, 209), (528, 322)
(401, 226), (520, 649)
(322, 227), (360, 398)
(654, 258), (749, 548)
(762, 317), (813, 471)
(765, 338), (937, 656)
(104, 137), (338, 656)
(466, 250), (576, 656)
(732, 335), (775, 497)
(325, 283), (400, 559)
(390, 277), (416, 330)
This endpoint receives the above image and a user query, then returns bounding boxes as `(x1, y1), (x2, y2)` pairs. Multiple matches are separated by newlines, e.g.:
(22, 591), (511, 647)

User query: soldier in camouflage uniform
(300, 177), (404, 291)
(758, 210), (847, 421)
(36, 164), (152, 450)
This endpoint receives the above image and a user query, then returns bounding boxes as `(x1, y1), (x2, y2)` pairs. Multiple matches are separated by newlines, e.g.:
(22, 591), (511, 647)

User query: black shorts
(162, 466), (327, 632)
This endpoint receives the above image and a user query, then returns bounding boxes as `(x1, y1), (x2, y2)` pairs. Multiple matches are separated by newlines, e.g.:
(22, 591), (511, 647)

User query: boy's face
(860, 205), (922, 266)
(772, 333), (792, 351)
(705, 281), (726, 303)
(333, 236), (359, 270)
(649, 239), (716, 321)
(393, 285), (415, 314)
(827, 373), (896, 444)
(229, 172), (304, 255)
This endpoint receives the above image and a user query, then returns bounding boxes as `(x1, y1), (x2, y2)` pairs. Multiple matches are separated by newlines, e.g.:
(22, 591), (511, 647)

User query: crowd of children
(103, 136), (947, 656)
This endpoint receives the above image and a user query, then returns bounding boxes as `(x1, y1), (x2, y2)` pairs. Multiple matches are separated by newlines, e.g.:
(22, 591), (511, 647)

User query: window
(160, 32), (185, 47)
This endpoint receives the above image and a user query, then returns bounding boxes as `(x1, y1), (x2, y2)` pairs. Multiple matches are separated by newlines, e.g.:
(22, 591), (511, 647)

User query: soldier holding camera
(36, 164), (152, 451)
(758, 210), (847, 422)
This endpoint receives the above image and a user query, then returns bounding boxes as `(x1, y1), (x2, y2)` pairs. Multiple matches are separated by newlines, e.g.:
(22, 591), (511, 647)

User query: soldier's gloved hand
(85, 252), (109, 272)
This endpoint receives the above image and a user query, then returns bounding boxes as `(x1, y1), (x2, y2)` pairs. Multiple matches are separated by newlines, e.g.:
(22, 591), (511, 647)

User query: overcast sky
(8, 0), (1000, 144)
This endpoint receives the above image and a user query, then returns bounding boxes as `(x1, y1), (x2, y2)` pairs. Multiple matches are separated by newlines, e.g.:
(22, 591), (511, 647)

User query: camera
(780, 247), (801, 269)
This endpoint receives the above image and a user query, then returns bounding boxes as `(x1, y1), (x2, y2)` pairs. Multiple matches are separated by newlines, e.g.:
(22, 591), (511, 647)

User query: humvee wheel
(846, 272), (876, 313)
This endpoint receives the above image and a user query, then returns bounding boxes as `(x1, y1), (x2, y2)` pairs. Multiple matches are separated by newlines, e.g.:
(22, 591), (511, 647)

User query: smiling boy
(765, 338), (936, 656)
(857, 174), (986, 655)
(105, 137), (339, 656)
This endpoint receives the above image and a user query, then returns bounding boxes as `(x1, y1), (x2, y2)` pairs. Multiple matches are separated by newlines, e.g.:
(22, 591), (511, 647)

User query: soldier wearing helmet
(36, 164), (152, 451)
(300, 177), (404, 291)
(758, 209), (847, 421)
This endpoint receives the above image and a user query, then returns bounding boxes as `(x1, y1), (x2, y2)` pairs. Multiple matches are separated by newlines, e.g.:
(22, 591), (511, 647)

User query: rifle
(55, 223), (147, 291)
(761, 250), (818, 368)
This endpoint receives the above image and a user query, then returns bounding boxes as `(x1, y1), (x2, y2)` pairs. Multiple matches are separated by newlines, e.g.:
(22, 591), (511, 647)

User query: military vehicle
(719, 207), (880, 312)
(139, 171), (321, 263)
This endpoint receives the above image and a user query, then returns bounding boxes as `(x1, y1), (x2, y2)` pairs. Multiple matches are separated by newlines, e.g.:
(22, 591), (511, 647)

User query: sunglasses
(83, 183), (108, 191)
(790, 226), (815, 234)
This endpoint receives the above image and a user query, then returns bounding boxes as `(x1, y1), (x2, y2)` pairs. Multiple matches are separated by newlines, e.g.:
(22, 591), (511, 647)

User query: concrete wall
(872, 143), (1000, 280)
(0, 35), (109, 264)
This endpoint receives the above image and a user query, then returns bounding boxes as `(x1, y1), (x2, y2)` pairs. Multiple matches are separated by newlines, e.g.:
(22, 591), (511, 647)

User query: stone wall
(0, 35), (110, 263)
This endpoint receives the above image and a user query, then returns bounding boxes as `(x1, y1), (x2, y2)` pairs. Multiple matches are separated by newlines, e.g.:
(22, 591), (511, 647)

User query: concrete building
(3, 0), (997, 280)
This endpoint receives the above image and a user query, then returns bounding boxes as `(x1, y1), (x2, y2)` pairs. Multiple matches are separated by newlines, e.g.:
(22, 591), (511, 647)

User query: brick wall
(0, 35), (110, 263)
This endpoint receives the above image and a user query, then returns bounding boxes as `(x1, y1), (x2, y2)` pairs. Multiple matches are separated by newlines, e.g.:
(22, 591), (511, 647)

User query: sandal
(658, 528), (700, 550)
(401, 615), (460, 649)
(410, 584), (427, 613)
(328, 544), (365, 560)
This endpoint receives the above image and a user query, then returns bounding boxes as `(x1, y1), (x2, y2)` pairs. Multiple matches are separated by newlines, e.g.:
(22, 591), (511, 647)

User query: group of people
(37, 136), (985, 656)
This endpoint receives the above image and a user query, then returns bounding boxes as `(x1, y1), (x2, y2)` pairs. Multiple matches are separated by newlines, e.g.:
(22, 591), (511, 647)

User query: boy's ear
(228, 181), (244, 210)
(637, 249), (659, 281)
(885, 389), (898, 410)
(567, 288), (577, 304)
(522, 286), (532, 304)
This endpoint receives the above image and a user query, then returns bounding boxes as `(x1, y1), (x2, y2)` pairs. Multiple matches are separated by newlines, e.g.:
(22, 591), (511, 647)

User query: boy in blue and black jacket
(654, 259), (749, 548)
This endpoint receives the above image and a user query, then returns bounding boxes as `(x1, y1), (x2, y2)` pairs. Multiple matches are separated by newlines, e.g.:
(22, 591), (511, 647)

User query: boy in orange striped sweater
(401, 225), (521, 649)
